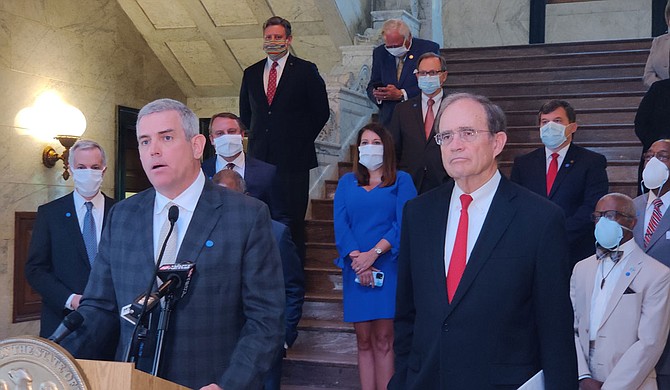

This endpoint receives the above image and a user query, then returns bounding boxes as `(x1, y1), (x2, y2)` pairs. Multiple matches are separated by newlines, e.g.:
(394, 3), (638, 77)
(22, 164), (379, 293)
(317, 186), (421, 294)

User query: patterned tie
(645, 198), (664, 247)
(267, 61), (278, 105)
(225, 162), (235, 170)
(157, 203), (178, 266)
(595, 244), (623, 263)
(447, 194), (473, 302)
(396, 56), (404, 81)
(82, 202), (97, 265)
(546, 152), (559, 195)
(425, 98), (435, 140)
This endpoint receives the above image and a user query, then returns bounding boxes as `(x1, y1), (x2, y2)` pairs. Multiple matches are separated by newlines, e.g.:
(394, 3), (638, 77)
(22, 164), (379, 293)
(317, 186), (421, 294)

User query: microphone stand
(152, 287), (177, 376)
(123, 206), (179, 364)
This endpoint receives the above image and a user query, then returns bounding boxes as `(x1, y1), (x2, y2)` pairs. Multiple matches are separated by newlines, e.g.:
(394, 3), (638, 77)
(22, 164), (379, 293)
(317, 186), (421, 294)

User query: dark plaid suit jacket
(63, 180), (285, 390)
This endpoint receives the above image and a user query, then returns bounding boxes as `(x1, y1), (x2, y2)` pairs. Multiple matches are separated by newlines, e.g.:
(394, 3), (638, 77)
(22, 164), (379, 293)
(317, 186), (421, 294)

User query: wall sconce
(42, 135), (81, 180)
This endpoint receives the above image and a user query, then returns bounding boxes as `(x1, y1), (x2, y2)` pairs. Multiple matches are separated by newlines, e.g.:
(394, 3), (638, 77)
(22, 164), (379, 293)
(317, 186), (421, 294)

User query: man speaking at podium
(62, 99), (285, 390)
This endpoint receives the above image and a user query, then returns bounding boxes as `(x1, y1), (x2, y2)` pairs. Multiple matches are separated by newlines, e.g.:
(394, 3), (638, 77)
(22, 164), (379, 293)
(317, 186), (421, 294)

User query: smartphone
(355, 271), (384, 287)
(371, 82), (385, 90)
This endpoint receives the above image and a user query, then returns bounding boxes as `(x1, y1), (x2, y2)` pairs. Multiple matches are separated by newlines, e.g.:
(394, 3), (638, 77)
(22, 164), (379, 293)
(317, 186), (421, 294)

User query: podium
(0, 336), (188, 390)
(77, 360), (189, 390)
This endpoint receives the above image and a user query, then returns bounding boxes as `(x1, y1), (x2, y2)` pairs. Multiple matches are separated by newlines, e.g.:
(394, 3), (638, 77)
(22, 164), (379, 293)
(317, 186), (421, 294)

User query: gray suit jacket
(63, 180), (285, 390)
(634, 193), (670, 376)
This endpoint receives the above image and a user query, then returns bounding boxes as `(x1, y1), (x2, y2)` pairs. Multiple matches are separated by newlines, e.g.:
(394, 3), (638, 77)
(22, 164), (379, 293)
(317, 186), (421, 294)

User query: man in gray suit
(62, 99), (285, 390)
(634, 138), (670, 389)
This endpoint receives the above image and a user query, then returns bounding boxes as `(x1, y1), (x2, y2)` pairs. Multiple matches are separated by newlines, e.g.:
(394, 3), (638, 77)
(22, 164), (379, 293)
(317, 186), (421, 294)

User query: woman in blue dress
(334, 123), (417, 390)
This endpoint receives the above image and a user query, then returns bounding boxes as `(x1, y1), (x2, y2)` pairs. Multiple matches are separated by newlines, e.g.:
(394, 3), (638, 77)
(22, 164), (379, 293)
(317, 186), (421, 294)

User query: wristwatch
(374, 247), (383, 256)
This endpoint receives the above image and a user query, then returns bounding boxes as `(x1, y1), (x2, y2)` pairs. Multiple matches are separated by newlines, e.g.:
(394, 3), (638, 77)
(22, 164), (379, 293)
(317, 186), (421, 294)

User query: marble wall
(0, 0), (184, 339)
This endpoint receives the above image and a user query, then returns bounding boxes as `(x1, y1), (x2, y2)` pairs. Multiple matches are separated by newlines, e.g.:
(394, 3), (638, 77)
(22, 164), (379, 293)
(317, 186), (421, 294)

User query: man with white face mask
(511, 100), (608, 267)
(388, 52), (450, 194)
(571, 192), (670, 390)
(201, 112), (288, 224)
(366, 18), (439, 126)
(633, 139), (670, 389)
(25, 140), (116, 352)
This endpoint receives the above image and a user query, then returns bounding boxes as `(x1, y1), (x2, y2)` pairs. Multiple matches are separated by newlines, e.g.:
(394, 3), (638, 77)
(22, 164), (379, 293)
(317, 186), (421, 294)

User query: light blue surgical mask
(417, 75), (441, 95)
(540, 121), (567, 150)
(594, 217), (631, 249)
(358, 144), (384, 171)
(385, 45), (408, 58)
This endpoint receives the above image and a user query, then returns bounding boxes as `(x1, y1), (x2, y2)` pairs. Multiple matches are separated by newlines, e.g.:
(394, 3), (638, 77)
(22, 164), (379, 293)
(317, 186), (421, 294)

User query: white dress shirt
(589, 239), (635, 340)
(444, 171), (502, 275)
(263, 53), (289, 94)
(644, 189), (670, 231)
(545, 143), (570, 174)
(215, 151), (246, 178)
(152, 171), (205, 260)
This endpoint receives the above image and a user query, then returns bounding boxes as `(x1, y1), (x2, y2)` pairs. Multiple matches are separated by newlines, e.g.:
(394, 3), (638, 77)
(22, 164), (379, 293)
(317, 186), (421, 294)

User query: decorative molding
(13, 212), (40, 323)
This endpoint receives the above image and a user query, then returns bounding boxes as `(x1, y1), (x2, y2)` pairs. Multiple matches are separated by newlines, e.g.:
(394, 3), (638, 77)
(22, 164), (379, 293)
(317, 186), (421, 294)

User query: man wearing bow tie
(511, 100), (609, 267)
(571, 193), (670, 389)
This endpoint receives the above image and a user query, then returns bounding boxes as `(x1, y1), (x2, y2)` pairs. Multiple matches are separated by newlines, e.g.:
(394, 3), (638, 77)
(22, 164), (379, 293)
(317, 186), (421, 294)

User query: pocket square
(623, 287), (636, 294)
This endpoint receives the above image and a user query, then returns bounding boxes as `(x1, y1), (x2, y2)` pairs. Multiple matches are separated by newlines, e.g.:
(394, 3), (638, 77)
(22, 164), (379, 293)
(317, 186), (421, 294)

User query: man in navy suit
(25, 140), (115, 350)
(367, 18), (439, 126)
(633, 139), (670, 389)
(62, 99), (285, 390)
(511, 100), (608, 266)
(239, 16), (330, 260)
(212, 169), (304, 390)
(388, 52), (449, 193)
(201, 112), (287, 224)
(390, 93), (577, 389)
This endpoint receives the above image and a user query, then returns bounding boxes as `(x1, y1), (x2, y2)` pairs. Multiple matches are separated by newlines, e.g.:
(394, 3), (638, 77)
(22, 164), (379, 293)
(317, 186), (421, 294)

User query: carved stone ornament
(0, 336), (89, 390)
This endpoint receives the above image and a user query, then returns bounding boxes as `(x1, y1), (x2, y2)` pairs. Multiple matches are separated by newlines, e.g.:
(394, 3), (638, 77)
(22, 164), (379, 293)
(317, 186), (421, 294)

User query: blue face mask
(417, 75), (441, 95)
(540, 121), (567, 150)
(594, 217), (631, 249)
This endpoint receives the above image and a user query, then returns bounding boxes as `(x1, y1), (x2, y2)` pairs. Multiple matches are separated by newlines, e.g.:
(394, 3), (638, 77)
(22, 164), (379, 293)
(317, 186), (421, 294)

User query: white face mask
(594, 217), (632, 249)
(385, 44), (409, 58)
(642, 156), (669, 190)
(214, 134), (244, 158)
(358, 144), (384, 171)
(72, 169), (104, 198)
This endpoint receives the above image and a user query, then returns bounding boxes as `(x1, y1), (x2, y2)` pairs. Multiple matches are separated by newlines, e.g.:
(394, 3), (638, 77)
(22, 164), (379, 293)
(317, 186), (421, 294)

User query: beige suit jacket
(644, 34), (670, 88)
(571, 243), (670, 389)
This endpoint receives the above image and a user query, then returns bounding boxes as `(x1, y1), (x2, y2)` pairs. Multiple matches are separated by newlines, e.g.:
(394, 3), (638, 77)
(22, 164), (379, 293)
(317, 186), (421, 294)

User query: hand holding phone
(355, 271), (384, 287)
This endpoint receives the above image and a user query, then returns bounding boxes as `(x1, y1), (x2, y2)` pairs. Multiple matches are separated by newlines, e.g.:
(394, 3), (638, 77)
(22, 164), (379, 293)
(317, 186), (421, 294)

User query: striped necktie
(82, 202), (97, 265)
(645, 198), (664, 247)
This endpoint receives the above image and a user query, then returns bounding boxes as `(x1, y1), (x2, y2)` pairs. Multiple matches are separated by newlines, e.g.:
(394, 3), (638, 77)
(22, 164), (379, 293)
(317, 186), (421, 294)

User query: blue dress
(334, 171), (417, 322)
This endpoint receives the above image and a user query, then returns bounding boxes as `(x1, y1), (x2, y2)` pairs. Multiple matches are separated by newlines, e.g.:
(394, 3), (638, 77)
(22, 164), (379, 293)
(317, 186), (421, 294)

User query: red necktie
(546, 152), (559, 195)
(267, 61), (278, 105)
(645, 198), (664, 247)
(446, 194), (473, 302)
(425, 98), (435, 140)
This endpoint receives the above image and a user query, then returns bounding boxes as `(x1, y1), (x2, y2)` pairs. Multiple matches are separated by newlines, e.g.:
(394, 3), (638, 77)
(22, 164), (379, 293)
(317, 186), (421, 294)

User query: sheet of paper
(517, 370), (544, 390)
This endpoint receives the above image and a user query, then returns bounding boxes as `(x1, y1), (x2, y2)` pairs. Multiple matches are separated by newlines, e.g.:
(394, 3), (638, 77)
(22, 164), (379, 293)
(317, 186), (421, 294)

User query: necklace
(600, 257), (620, 289)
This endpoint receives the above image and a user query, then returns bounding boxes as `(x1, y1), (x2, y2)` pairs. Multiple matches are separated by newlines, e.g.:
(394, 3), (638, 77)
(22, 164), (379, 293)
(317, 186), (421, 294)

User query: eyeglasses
(413, 70), (446, 77)
(434, 128), (492, 146)
(643, 151), (670, 162)
(591, 210), (634, 222)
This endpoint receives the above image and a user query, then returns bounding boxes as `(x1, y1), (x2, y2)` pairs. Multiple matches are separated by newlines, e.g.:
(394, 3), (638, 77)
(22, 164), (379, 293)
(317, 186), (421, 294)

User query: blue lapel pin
(65, 212), (72, 217)
(205, 240), (214, 248)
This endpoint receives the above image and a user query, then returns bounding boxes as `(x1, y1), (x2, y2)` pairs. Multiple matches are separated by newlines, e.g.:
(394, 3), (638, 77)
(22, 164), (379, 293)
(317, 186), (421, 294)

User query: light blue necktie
(83, 202), (97, 265)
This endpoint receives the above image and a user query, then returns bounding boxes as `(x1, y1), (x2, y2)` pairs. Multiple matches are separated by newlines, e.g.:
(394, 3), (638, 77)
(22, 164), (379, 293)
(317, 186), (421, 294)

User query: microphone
(123, 204), (180, 362)
(48, 311), (84, 344)
(120, 262), (195, 325)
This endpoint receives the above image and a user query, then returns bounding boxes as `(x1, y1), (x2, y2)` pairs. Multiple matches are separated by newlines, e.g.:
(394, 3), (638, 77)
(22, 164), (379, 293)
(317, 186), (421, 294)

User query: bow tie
(596, 244), (623, 263)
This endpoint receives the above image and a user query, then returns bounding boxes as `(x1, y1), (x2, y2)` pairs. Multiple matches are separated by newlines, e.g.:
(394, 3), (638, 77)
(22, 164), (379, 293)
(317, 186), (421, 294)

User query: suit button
(268, 111), (271, 115)
(442, 322), (448, 332)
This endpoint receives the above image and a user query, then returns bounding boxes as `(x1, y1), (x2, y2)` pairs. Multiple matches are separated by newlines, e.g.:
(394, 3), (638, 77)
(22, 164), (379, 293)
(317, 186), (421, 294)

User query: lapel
(65, 193), (91, 269)
(580, 258), (599, 334)
(101, 194), (113, 227)
(177, 181), (224, 263)
(408, 98), (427, 141)
(526, 149), (548, 196)
(598, 245), (644, 331)
(398, 47), (420, 86)
(425, 182), (453, 317)
(633, 195), (647, 248)
(548, 144), (577, 199)
(138, 190), (156, 275)
(445, 176), (519, 314)
(251, 60), (269, 109)
(647, 196), (670, 250)
(270, 54), (295, 107)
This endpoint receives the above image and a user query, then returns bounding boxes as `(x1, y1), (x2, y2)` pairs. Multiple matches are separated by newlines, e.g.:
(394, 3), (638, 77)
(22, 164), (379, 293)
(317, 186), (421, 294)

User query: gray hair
(68, 139), (106, 168)
(435, 92), (507, 134)
(382, 19), (411, 41)
(599, 193), (636, 218)
(136, 98), (199, 140)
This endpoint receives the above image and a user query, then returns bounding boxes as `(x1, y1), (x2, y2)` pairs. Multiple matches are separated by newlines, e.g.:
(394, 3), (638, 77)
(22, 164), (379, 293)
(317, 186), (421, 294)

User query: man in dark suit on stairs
(25, 140), (116, 355)
(201, 112), (288, 224)
(511, 100), (609, 266)
(388, 52), (450, 194)
(239, 16), (330, 261)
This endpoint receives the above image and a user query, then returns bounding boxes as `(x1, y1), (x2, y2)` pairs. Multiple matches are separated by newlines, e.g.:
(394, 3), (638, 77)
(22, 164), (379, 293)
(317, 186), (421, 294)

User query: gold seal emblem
(0, 336), (88, 390)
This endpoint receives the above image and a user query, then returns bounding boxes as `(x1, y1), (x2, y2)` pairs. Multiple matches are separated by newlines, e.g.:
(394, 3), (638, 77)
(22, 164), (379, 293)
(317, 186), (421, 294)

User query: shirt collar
(73, 190), (104, 211)
(154, 170), (206, 215)
(422, 89), (443, 104)
(266, 53), (289, 68)
(452, 170), (502, 212)
(217, 151), (246, 169)
(647, 187), (670, 208)
(545, 143), (570, 161)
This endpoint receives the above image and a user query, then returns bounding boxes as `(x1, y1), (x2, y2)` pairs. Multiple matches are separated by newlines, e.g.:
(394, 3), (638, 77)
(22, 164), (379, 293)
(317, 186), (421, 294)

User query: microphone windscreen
(64, 311), (84, 331)
(168, 205), (179, 224)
